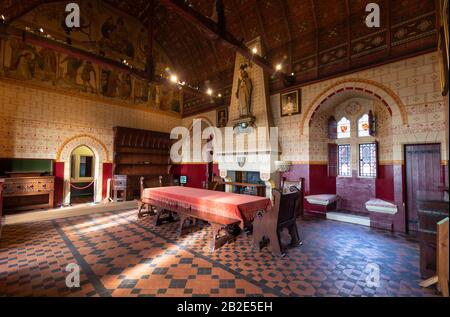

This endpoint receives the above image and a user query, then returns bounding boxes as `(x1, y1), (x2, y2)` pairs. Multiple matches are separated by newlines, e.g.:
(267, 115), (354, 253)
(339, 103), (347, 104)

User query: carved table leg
(178, 214), (189, 236)
(138, 201), (147, 218)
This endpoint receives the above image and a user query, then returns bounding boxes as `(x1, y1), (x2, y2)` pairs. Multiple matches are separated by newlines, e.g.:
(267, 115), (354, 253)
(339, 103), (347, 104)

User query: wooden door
(405, 144), (443, 232)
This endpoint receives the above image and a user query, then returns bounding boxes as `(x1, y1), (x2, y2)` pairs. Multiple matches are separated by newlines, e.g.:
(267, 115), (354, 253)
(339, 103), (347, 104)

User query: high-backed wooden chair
(207, 175), (225, 192)
(280, 177), (305, 218)
(138, 175), (174, 218)
(253, 189), (302, 257)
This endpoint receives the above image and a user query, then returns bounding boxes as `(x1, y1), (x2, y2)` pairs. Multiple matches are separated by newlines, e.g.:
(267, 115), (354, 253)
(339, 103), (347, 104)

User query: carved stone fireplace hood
(215, 38), (284, 197)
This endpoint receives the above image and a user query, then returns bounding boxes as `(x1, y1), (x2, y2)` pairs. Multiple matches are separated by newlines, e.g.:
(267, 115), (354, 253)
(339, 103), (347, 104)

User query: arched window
(337, 117), (351, 139)
(358, 114), (370, 137)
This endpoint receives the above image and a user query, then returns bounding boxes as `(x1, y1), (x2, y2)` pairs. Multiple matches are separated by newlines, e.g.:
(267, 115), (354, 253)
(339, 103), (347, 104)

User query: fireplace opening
(227, 171), (264, 196)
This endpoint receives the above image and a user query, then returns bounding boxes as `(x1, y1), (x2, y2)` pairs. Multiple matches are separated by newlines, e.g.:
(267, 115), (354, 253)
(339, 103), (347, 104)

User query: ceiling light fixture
(207, 89), (213, 96)
(276, 64), (282, 71)
(252, 47), (258, 54)
(170, 74), (178, 83)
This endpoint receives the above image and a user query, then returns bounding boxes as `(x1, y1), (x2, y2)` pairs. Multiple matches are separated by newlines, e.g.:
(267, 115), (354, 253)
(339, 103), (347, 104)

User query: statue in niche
(236, 63), (253, 117)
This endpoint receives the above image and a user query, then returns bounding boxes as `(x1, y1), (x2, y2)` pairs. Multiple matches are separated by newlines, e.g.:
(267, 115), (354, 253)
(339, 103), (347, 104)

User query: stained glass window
(358, 114), (370, 137)
(337, 117), (351, 139)
(338, 144), (351, 177)
(359, 143), (377, 178)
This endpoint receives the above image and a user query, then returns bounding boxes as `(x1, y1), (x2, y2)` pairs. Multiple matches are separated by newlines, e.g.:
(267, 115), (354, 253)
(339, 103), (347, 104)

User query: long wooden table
(139, 186), (272, 250)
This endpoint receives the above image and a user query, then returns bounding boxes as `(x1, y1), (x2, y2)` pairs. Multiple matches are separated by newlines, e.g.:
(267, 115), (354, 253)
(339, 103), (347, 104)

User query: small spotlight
(0, 15), (6, 23)
(252, 47), (258, 54)
(291, 72), (295, 76)
(207, 88), (213, 96)
(170, 74), (178, 83)
(39, 28), (44, 33)
(218, 93), (222, 98)
(276, 64), (282, 71)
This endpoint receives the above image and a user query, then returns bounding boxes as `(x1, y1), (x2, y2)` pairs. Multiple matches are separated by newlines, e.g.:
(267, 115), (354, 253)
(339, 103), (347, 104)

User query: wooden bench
(176, 209), (241, 251)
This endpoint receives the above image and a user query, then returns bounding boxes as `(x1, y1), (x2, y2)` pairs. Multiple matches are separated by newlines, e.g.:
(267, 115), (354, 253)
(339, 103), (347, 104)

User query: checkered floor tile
(0, 208), (440, 297)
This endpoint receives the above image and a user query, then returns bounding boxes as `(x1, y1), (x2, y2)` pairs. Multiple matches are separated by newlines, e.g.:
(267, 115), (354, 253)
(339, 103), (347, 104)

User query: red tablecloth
(143, 186), (272, 226)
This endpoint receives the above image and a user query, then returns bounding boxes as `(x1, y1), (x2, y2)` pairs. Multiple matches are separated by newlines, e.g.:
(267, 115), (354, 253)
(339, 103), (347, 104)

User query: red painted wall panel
(102, 162), (113, 199)
(376, 165), (395, 202)
(172, 164), (208, 188)
(53, 162), (65, 207)
(283, 164), (310, 194)
(337, 171), (375, 212)
(309, 164), (336, 195)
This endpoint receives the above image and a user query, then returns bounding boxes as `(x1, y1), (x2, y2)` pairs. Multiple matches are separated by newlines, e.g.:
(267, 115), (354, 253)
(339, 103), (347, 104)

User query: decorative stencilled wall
(0, 79), (181, 160)
(271, 52), (448, 164)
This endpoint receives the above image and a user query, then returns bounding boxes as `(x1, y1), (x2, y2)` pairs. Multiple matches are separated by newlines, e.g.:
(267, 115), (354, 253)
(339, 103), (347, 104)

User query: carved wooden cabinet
(113, 127), (173, 200)
(2, 176), (55, 212)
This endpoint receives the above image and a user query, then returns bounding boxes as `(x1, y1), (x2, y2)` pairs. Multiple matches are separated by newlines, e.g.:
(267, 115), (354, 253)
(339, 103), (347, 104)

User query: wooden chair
(280, 177), (304, 218)
(206, 175), (225, 192)
(253, 189), (302, 257)
(138, 175), (174, 219)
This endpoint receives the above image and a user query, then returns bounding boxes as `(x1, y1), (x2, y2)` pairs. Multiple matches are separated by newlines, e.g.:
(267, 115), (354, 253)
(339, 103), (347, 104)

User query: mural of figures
(81, 61), (97, 93)
(0, 0), (182, 113)
(35, 48), (57, 84)
(59, 56), (83, 87)
(134, 78), (149, 104)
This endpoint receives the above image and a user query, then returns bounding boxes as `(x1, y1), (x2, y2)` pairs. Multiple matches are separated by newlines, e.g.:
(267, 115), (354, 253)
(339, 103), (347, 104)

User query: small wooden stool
(113, 175), (127, 202)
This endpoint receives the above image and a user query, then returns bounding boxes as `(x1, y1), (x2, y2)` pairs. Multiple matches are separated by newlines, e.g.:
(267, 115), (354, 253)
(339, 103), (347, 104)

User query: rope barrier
(70, 180), (95, 190)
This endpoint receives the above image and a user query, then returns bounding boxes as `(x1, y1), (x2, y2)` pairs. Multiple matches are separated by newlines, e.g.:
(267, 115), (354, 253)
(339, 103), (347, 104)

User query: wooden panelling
(405, 144), (443, 232)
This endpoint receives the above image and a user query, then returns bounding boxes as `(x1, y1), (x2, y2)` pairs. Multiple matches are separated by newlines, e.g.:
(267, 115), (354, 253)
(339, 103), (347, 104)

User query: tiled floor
(0, 209), (440, 297)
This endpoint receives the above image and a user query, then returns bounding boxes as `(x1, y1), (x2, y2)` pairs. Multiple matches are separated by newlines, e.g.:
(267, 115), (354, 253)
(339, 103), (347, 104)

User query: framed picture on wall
(280, 90), (301, 117)
(216, 106), (228, 128)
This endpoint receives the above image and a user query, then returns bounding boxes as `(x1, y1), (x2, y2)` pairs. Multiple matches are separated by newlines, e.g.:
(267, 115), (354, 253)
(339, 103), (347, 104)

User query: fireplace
(227, 171), (264, 196)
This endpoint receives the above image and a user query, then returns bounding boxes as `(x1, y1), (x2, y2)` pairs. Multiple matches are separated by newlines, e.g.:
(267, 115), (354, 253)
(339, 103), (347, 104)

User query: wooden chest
(3, 176), (55, 212)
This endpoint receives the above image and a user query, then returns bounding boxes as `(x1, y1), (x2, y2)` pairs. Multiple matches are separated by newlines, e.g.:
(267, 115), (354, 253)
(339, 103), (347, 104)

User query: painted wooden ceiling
(1, 0), (438, 116)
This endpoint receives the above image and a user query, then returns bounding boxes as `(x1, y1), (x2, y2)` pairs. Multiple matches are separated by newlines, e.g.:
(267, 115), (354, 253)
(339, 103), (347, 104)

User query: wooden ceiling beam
(279, 0), (293, 73)
(310, 0), (320, 78)
(0, 23), (212, 99)
(158, 0), (293, 85)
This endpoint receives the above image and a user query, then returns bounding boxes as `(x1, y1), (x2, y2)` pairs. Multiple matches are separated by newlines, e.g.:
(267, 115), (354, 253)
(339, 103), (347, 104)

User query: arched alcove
(56, 135), (110, 205)
(300, 78), (408, 137)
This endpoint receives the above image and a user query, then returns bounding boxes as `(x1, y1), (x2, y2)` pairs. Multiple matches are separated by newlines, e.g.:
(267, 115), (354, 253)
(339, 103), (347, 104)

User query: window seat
(304, 194), (339, 218)
(365, 199), (398, 215)
(305, 194), (339, 206)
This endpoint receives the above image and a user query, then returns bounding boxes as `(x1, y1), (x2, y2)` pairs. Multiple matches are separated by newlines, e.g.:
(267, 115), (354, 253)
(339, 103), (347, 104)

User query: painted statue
(236, 64), (253, 117)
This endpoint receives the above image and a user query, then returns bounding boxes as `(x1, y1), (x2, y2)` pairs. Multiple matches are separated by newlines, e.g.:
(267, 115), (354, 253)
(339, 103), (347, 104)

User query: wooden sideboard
(2, 176), (55, 212)
(113, 127), (173, 200)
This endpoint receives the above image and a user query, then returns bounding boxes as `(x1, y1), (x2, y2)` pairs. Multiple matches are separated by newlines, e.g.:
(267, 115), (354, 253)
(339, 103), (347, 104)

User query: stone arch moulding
(56, 134), (110, 205)
(300, 78), (408, 135)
